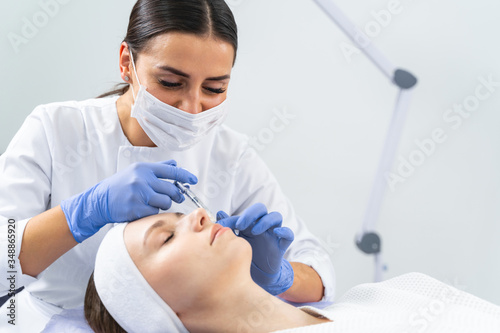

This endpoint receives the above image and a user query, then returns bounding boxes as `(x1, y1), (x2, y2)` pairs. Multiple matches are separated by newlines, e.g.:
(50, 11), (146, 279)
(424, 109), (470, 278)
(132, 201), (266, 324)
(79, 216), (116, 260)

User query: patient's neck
(179, 278), (330, 332)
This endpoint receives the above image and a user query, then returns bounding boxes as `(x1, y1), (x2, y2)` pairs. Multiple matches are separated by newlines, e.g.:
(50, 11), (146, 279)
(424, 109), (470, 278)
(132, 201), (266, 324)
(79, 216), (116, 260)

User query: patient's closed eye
(164, 233), (174, 244)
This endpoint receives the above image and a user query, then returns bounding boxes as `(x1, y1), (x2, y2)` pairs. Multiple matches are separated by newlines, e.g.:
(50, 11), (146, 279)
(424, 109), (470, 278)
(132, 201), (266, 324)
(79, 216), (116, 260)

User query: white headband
(94, 223), (189, 333)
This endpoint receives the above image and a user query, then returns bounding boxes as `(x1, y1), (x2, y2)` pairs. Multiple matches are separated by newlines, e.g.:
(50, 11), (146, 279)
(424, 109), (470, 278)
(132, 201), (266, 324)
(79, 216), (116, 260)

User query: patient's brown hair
(84, 273), (126, 333)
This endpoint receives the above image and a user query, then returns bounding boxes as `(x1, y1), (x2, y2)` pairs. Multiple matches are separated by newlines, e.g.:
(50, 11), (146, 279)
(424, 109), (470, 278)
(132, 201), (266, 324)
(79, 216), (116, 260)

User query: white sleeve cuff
(1, 217), (38, 294)
(292, 254), (336, 302)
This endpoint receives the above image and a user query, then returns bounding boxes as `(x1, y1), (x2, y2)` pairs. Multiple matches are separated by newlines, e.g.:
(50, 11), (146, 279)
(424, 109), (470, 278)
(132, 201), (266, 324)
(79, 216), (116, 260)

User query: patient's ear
(84, 272), (127, 333)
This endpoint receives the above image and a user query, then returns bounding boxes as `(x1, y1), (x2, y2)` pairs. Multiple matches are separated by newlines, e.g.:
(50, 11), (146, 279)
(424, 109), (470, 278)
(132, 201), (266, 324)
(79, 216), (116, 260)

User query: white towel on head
(94, 223), (189, 333)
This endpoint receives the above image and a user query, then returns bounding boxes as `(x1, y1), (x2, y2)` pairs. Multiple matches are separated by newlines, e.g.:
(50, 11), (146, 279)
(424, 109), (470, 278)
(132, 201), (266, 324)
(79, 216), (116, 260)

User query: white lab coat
(0, 97), (335, 331)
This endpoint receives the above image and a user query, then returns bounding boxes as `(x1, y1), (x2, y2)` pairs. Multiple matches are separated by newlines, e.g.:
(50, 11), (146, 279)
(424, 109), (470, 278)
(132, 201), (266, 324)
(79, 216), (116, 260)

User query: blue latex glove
(217, 203), (294, 295)
(61, 160), (197, 243)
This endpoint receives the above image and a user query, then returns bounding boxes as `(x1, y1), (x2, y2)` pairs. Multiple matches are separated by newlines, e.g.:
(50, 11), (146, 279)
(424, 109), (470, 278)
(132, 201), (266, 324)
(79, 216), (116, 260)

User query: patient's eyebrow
(143, 213), (185, 245)
(143, 220), (166, 245)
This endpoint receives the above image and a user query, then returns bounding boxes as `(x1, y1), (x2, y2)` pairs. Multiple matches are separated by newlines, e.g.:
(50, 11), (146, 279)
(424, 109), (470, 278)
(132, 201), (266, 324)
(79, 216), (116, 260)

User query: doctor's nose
(174, 92), (203, 114)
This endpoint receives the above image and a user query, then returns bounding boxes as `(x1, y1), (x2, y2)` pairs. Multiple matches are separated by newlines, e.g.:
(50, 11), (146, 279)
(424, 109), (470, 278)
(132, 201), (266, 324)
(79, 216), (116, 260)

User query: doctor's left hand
(61, 160), (197, 243)
(217, 203), (294, 296)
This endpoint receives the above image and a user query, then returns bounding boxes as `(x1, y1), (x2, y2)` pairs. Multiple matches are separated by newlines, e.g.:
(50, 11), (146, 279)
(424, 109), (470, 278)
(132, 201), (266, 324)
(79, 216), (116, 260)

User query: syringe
(173, 181), (217, 222)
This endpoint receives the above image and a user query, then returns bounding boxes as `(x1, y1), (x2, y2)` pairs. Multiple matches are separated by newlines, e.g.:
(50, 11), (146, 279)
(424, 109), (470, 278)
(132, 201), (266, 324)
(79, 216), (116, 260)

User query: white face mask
(129, 52), (229, 151)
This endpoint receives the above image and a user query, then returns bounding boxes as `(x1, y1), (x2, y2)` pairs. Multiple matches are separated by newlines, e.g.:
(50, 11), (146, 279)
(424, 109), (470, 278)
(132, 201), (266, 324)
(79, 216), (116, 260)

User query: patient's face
(124, 209), (251, 313)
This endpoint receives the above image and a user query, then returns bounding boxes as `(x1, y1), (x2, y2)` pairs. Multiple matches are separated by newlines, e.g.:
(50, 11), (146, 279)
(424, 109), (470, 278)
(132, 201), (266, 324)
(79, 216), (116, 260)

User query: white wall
(1, 0), (499, 305)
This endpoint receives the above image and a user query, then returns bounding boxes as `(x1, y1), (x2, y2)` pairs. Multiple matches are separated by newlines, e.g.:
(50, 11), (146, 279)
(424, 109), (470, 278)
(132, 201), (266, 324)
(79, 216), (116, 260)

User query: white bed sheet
(42, 273), (500, 333)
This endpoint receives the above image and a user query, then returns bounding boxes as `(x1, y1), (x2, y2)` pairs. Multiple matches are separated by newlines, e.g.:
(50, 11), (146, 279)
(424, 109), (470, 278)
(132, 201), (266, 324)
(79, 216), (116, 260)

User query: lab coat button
(123, 149), (132, 158)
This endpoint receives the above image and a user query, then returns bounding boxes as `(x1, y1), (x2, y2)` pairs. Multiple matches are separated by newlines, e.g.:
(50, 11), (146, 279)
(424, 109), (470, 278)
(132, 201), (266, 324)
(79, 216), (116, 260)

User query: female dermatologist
(0, 0), (335, 331)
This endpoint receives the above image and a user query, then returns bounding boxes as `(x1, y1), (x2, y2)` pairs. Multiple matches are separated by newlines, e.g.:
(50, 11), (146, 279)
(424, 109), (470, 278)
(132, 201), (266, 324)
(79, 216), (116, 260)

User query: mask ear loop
(129, 49), (141, 101)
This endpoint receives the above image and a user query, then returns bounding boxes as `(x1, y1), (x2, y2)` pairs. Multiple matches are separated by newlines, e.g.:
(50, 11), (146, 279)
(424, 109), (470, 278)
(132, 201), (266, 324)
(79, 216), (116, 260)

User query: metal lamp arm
(312, 0), (418, 282)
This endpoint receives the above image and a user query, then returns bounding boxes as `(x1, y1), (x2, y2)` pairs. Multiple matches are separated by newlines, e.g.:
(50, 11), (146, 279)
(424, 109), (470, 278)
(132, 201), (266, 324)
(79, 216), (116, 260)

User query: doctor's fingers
(162, 159), (177, 167)
(250, 211), (283, 235)
(216, 216), (239, 230)
(235, 203), (268, 231)
(274, 227), (294, 251)
(149, 161), (198, 185)
(150, 179), (185, 204)
(147, 192), (174, 211)
(216, 210), (230, 221)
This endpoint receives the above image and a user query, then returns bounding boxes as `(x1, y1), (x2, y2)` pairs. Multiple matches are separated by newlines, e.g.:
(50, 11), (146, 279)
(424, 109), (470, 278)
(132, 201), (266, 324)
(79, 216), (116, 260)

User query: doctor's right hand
(61, 160), (197, 243)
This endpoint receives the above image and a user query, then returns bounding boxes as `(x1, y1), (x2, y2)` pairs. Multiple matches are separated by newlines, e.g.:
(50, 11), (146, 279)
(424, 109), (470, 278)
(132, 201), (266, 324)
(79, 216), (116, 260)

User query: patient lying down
(84, 209), (500, 333)
(85, 209), (330, 332)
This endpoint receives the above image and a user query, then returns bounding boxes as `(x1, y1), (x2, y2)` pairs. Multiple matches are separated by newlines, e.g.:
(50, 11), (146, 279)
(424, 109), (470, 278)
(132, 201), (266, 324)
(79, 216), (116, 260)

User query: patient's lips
(210, 224), (222, 245)
(210, 224), (230, 245)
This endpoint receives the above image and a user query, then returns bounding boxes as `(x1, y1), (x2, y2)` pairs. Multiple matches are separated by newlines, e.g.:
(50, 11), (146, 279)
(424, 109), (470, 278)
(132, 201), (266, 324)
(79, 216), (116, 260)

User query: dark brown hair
(99, 0), (238, 98)
(84, 273), (126, 333)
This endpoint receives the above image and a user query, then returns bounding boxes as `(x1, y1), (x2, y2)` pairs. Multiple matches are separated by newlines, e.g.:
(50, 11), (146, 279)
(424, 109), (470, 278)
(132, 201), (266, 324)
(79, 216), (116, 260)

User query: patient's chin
(239, 237), (253, 259)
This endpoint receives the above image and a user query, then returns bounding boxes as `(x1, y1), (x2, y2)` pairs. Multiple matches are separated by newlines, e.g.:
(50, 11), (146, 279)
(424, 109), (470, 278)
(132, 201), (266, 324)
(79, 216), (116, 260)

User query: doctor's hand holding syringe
(20, 159), (296, 299)
(19, 160), (197, 278)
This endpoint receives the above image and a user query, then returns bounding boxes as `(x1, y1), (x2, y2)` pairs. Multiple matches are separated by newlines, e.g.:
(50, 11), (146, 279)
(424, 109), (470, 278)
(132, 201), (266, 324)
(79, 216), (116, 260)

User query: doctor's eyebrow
(155, 65), (231, 81)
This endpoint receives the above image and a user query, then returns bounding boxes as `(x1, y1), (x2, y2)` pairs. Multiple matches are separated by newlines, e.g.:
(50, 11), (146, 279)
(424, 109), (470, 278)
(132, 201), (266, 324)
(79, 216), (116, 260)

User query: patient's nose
(190, 208), (211, 232)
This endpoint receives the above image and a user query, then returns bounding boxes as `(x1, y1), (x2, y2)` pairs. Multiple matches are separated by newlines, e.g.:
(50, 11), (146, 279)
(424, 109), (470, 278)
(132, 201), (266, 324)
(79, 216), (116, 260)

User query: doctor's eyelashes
(205, 87), (227, 94)
(158, 79), (182, 88)
(157, 79), (227, 94)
